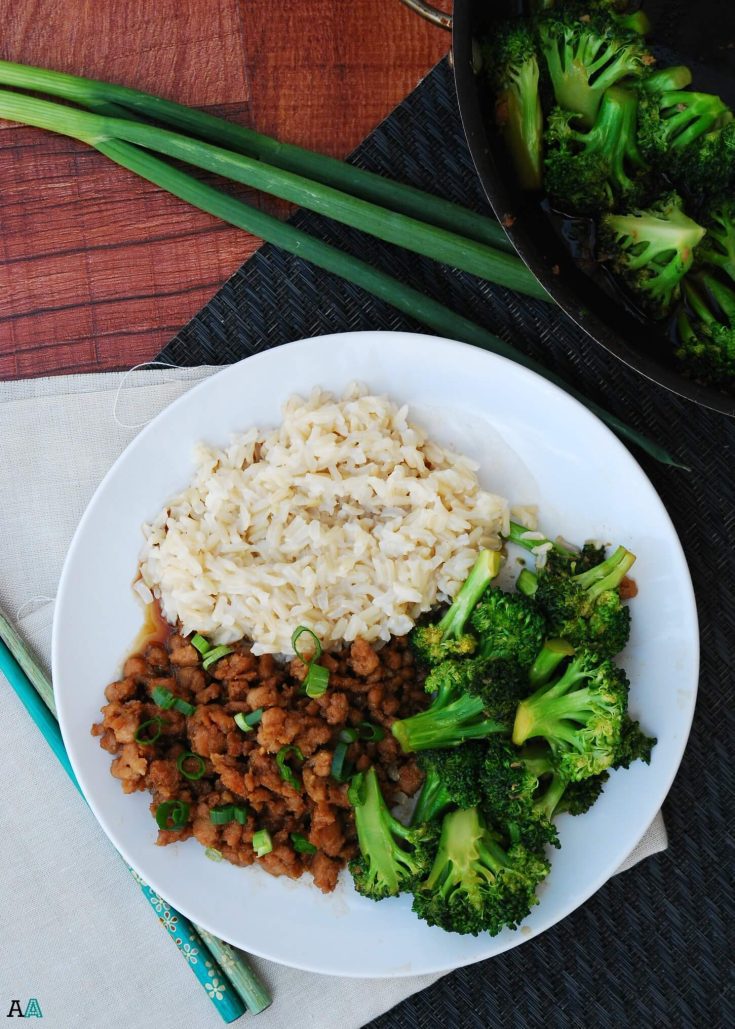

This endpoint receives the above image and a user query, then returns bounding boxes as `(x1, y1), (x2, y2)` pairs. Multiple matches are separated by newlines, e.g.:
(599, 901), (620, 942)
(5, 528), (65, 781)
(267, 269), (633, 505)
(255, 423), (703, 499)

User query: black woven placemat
(157, 59), (733, 1029)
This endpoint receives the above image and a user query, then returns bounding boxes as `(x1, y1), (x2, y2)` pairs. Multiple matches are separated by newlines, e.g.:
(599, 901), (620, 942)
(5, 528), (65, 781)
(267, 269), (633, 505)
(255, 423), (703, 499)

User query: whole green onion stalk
(0, 78), (685, 470)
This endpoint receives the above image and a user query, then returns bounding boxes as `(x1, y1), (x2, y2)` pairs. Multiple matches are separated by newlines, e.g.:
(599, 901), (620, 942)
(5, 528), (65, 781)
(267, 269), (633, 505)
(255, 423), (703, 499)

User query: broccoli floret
(469, 586), (547, 668)
(521, 743), (609, 818)
(412, 806), (550, 936)
(348, 767), (438, 900)
(675, 273), (735, 387)
(600, 192), (706, 318)
(697, 201), (735, 282)
(544, 86), (648, 214)
(638, 89), (732, 161)
(391, 657), (522, 753)
(613, 714), (656, 769)
(638, 65), (693, 94)
(410, 550), (501, 666)
(481, 737), (559, 851)
(512, 649), (629, 781)
(485, 20), (544, 190)
(674, 121), (735, 209)
(528, 638), (575, 689)
(412, 742), (487, 825)
(534, 544), (636, 657)
(537, 6), (652, 128)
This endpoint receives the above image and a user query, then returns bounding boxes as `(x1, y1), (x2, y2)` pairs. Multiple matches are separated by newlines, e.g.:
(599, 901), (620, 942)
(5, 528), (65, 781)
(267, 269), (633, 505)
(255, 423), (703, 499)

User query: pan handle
(398, 0), (452, 31)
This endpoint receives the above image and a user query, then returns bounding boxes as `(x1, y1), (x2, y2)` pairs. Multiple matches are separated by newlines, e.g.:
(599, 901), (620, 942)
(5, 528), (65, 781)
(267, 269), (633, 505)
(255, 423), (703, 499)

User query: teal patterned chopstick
(0, 632), (270, 1021)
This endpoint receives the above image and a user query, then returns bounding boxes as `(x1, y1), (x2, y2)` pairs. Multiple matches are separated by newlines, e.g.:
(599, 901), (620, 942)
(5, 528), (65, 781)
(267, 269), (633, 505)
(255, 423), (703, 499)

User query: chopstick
(0, 607), (272, 1020)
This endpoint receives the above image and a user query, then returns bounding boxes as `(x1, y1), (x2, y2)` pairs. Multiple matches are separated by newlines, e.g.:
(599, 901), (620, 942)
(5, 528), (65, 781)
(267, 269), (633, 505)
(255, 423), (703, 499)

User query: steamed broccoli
(469, 586), (547, 668)
(505, 521), (604, 577)
(697, 201), (735, 282)
(544, 85), (648, 214)
(391, 657), (522, 753)
(675, 274), (735, 386)
(537, 6), (652, 128)
(534, 544), (636, 657)
(348, 767), (438, 900)
(410, 550), (501, 666)
(528, 638), (576, 689)
(412, 806), (550, 936)
(512, 649), (629, 781)
(612, 714), (657, 769)
(600, 192), (706, 318)
(674, 121), (735, 209)
(411, 742), (487, 825)
(485, 21), (544, 190)
(637, 88), (732, 161)
(481, 737), (560, 851)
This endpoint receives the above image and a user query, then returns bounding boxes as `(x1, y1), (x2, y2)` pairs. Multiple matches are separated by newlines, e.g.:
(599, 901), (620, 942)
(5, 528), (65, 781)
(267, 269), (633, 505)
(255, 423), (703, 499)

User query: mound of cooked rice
(138, 385), (510, 654)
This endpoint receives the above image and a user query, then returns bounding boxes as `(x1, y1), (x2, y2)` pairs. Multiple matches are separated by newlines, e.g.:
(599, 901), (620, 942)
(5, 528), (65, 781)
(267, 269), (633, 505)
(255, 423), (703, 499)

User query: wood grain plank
(0, 0), (448, 379)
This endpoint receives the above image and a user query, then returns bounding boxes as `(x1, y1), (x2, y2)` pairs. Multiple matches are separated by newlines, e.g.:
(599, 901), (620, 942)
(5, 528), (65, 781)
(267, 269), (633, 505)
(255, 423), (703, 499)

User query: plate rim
(52, 329), (700, 977)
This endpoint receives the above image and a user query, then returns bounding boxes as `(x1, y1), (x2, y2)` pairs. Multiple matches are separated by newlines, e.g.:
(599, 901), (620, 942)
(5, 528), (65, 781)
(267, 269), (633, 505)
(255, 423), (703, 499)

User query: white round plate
(53, 331), (699, 977)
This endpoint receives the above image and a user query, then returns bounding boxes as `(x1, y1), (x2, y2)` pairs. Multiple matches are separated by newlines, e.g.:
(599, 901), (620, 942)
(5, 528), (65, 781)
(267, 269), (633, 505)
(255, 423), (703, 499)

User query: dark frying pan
(401, 0), (735, 416)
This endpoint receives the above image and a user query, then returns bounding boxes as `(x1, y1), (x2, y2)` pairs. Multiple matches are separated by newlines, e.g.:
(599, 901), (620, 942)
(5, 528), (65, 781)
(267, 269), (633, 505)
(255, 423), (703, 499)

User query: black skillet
(401, 1), (735, 416)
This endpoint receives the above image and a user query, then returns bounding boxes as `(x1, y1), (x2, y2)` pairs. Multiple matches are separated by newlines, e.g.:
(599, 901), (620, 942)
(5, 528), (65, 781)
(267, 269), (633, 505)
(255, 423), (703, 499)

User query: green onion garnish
(172, 697), (196, 716)
(177, 751), (206, 780)
(339, 727), (358, 743)
(357, 721), (385, 742)
(234, 708), (263, 733)
(252, 829), (273, 857)
(205, 847), (223, 862)
(233, 804), (249, 825)
(291, 625), (322, 662)
(290, 833), (317, 855)
(210, 804), (235, 825)
(209, 803), (249, 826)
(330, 741), (351, 782)
(276, 745), (304, 791)
(151, 685), (175, 709)
(202, 644), (234, 671)
(155, 799), (190, 830)
(134, 716), (163, 745)
(191, 632), (212, 655)
(303, 662), (330, 699)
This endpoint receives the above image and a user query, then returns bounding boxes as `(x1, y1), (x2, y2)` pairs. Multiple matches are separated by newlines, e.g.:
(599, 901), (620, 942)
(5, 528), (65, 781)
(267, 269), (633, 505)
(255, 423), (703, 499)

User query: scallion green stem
(0, 89), (685, 469)
(0, 58), (513, 253)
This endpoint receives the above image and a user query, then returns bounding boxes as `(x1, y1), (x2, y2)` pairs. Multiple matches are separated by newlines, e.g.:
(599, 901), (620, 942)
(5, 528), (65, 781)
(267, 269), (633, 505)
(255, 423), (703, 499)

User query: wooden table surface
(0, 1), (449, 380)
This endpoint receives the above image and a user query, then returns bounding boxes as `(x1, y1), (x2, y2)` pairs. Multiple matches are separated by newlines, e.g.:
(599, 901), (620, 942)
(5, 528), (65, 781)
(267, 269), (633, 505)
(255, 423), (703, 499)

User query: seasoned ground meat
(92, 613), (429, 892)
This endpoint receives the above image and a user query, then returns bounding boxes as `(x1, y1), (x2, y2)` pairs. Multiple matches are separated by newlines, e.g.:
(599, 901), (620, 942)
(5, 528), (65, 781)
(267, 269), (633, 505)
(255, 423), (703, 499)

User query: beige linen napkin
(0, 367), (667, 1029)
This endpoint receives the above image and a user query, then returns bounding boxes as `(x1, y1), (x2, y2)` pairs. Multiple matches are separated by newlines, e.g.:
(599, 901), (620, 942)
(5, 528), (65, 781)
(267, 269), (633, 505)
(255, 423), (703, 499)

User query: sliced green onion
(155, 799), (190, 830)
(151, 685), (175, 709)
(191, 633), (212, 655)
(252, 829), (273, 857)
(205, 847), (223, 862)
(290, 833), (317, 855)
(276, 745), (304, 791)
(331, 741), (351, 782)
(357, 721), (385, 742)
(233, 804), (249, 825)
(338, 727), (358, 744)
(234, 708), (263, 733)
(177, 751), (206, 780)
(202, 645), (234, 671)
(303, 662), (330, 699)
(172, 697), (196, 716)
(291, 626), (322, 663)
(210, 804), (235, 825)
(134, 716), (163, 745)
